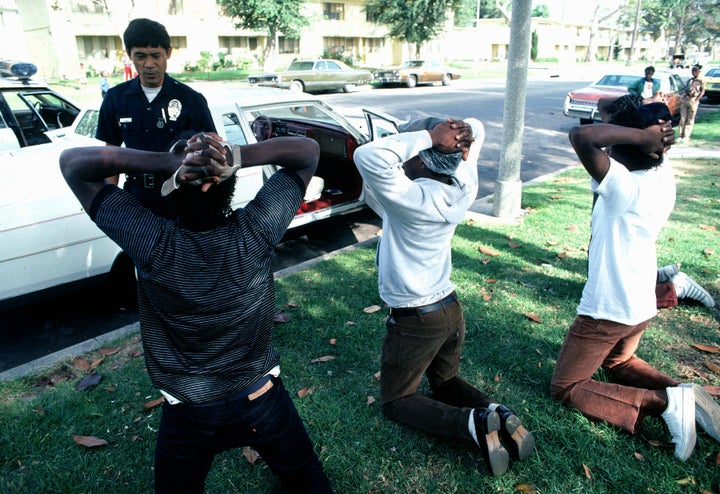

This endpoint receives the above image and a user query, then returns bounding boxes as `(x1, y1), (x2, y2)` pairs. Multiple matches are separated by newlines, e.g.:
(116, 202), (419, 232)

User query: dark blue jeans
(154, 376), (333, 494)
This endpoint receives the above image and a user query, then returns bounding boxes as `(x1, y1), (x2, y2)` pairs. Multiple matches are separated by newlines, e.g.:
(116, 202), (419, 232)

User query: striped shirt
(90, 170), (304, 404)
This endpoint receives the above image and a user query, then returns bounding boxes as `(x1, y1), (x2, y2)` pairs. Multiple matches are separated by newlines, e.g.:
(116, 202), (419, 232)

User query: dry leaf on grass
(73, 358), (90, 371)
(524, 312), (542, 323)
(582, 463), (591, 480)
(483, 294), (492, 301)
(508, 241), (521, 248)
(297, 387), (314, 398)
(273, 310), (291, 323)
(242, 446), (261, 465)
(75, 372), (102, 391)
(144, 396), (165, 409)
(557, 252), (569, 259)
(329, 338), (337, 345)
(346, 320), (358, 326)
(705, 360), (720, 374)
(478, 245), (501, 256)
(481, 258), (491, 265)
(97, 347), (121, 356)
(364, 305), (382, 313)
(675, 477), (696, 486)
(634, 452), (645, 461)
(692, 343), (720, 353)
(311, 355), (335, 363)
(703, 248), (715, 256)
(515, 484), (538, 493)
(373, 371), (381, 381)
(566, 225), (577, 231)
(72, 434), (108, 448)
(699, 224), (717, 232)
(367, 396), (376, 405)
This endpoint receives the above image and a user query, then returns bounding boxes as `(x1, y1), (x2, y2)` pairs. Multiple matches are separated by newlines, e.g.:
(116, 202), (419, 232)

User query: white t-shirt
(577, 158), (675, 325)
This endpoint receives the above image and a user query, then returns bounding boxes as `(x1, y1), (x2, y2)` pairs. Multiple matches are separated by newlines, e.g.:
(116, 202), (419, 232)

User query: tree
(584, 1), (625, 62)
(215, 0), (308, 70)
(367, 0), (461, 58)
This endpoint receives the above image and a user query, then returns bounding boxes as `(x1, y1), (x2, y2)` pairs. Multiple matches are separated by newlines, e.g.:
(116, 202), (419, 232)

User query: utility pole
(492, 0), (532, 219)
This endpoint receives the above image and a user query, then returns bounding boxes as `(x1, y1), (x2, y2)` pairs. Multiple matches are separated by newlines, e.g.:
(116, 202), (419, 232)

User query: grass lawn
(1, 134), (718, 492)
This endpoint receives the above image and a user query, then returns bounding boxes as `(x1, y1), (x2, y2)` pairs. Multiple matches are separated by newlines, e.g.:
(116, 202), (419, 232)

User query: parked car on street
(562, 70), (686, 124)
(702, 66), (720, 101)
(247, 59), (372, 93)
(373, 60), (461, 88)
(1, 82), (398, 306)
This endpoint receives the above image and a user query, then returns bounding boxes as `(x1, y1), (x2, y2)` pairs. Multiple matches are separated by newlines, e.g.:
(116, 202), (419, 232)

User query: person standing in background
(678, 65), (705, 143)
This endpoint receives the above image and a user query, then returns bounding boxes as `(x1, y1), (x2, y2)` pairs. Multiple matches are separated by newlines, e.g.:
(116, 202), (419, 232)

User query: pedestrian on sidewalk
(550, 97), (720, 462)
(60, 133), (334, 494)
(354, 117), (535, 477)
(678, 65), (705, 143)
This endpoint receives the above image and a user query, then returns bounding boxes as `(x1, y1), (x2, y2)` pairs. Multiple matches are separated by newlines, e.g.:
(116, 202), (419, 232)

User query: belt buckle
(143, 173), (155, 188)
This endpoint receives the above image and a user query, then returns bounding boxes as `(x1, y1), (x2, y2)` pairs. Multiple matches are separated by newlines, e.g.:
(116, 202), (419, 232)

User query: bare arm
(568, 123), (674, 183)
(61, 134), (319, 212)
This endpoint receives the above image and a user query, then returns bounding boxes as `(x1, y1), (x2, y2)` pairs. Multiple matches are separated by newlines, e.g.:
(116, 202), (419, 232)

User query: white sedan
(0, 85), (398, 306)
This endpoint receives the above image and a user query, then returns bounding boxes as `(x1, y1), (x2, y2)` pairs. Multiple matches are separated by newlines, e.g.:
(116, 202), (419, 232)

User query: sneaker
(680, 383), (720, 443)
(672, 272), (715, 307)
(662, 386), (696, 461)
(470, 408), (509, 476)
(488, 403), (535, 460)
(657, 264), (680, 283)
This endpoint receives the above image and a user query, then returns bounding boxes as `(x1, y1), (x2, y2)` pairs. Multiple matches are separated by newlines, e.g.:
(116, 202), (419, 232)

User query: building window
(75, 35), (123, 60)
(70, 0), (105, 14)
(365, 6), (381, 23)
(168, 0), (184, 15)
(278, 37), (300, 54)
(219, 36), (259, 52)
(362, 37), (384, 53)
(323, 3), (344, 20)
(324, 37), (351, 55)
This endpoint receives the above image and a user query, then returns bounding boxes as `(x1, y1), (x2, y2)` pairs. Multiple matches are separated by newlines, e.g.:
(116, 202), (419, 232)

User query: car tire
(441, 74), (451, 86)
(343, 83), (356, 93)
(406, 75), (417, 88)
(289, 80), (304, 92)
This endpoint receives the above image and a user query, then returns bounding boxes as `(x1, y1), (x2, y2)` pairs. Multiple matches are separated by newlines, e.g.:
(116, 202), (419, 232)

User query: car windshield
(244, 102), (342, 127)
(287, 61), (315, 71)
(594, 74), (640, 87)
(401, 61), (424, 68)
(705, 68), (720, 77)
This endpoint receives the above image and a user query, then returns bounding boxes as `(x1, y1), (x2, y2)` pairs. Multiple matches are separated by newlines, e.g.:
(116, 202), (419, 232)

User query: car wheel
(289, 80), (304, 92)
(441, 74), (451, 86)
(406, 75), (417, 88)
(343, 83), (356, 93)
(579, 118), (594, 125)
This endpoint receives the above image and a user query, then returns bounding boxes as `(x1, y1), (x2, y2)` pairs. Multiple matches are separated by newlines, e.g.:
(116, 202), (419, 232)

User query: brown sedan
(373, 60), (461, 88)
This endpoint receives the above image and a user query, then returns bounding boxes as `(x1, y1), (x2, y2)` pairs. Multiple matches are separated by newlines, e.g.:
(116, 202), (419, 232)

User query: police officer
(96, 18), (216, 217)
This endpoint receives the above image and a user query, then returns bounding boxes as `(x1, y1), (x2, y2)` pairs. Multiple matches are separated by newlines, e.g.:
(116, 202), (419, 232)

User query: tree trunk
(672, 1), (688, 57)
(626, 0), (642, 66)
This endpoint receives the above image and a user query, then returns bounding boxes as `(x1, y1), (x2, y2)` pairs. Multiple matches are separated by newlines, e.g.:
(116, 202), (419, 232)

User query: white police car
(1, 66), (398, 307)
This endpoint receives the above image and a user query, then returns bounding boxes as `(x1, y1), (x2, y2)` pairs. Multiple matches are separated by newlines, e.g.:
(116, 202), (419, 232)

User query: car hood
(568, 85), (629, 100)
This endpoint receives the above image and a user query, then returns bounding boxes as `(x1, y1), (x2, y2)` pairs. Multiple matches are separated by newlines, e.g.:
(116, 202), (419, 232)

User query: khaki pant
(679, 98), (700, 139)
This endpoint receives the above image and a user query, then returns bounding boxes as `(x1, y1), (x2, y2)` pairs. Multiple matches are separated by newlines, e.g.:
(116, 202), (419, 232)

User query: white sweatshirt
(354, 119), (484, 307)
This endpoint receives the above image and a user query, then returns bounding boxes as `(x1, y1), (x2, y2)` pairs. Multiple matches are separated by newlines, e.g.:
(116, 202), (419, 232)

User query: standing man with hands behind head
(96, 17), (216, 217)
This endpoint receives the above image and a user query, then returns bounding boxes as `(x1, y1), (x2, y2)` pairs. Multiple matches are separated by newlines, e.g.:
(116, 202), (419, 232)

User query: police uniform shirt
(96, 74), (216, 152)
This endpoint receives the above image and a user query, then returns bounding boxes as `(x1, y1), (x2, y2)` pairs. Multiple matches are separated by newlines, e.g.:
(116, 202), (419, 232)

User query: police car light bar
(0, 61), (38, 80)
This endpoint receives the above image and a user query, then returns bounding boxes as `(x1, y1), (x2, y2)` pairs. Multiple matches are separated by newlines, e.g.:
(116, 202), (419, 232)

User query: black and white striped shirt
(91, 170), (304, 404)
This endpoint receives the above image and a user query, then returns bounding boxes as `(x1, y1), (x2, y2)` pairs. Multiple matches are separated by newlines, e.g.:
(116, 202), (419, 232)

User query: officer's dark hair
(123, 18), (171, 55)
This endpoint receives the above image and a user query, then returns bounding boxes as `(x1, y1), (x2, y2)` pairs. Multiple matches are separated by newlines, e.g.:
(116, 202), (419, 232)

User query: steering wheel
(251, 115), (273, 141)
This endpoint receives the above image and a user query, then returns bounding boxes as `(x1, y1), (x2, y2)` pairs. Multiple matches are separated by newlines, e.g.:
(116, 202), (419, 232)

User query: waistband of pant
(390, 292), (458, 317)
(189, 375), (273, 407)
(125, 173), (161, 189)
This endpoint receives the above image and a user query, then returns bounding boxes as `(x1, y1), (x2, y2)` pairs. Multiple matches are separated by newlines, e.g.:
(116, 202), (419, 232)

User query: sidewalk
(2, 143), (718, 383)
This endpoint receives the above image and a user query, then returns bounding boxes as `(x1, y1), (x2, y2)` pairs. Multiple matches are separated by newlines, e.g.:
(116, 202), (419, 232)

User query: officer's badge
(167, 99), (182, 121)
